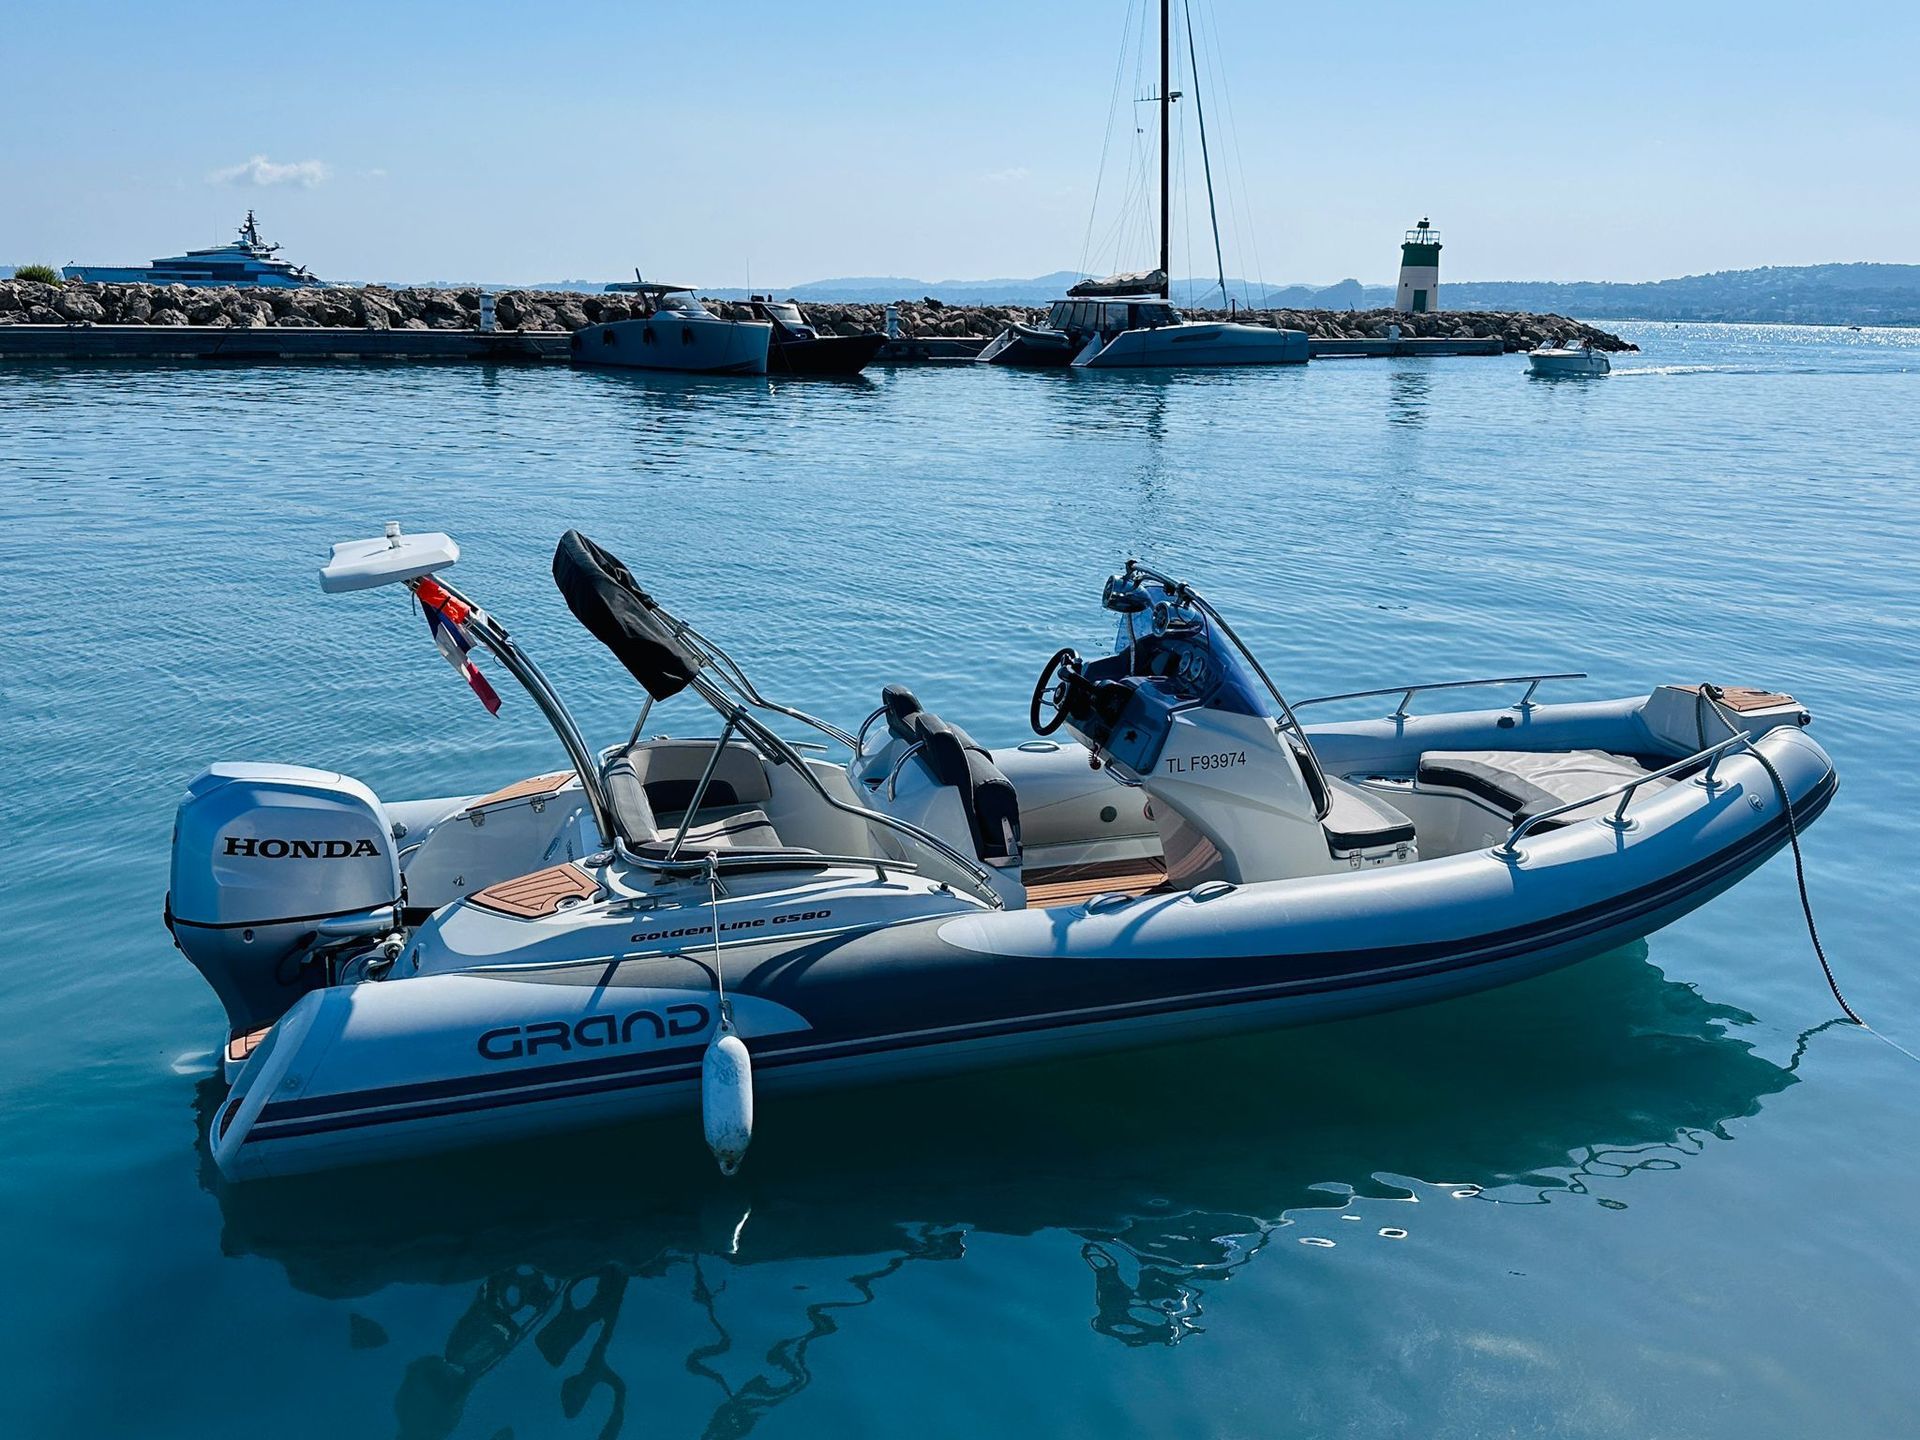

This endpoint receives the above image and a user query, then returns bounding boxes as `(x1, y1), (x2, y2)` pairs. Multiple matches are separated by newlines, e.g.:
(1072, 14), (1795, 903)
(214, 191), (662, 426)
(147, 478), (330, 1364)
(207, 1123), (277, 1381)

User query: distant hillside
(1443, 264), (1920, 326)
(18, 259), (1914, 325)
(703, 272), (1089, 305)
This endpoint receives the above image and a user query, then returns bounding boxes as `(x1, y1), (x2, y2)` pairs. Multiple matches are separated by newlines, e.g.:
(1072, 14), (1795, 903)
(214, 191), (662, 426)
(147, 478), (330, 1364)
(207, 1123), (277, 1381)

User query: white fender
(701, 1009), (754, 1176)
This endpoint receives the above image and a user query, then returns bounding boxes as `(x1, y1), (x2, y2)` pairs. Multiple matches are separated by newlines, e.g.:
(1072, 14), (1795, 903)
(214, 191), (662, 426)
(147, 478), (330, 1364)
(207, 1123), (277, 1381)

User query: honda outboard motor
(167, 762), (401, 1038)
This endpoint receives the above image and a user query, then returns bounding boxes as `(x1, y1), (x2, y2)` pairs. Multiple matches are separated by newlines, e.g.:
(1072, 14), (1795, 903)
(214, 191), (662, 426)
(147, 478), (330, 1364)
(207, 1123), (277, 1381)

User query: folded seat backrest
(915, 716), (1022, 865)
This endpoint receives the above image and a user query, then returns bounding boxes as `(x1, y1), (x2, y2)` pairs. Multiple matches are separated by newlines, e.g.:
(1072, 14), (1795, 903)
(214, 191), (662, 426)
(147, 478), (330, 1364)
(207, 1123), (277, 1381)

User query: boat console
(1032, 564), (1417, 884)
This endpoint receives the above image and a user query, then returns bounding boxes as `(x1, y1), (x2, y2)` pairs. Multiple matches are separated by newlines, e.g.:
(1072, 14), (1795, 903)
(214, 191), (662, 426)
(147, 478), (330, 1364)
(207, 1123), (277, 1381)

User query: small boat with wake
(169, 527), (1835, 1181)
(1528, 339), (1612, 377)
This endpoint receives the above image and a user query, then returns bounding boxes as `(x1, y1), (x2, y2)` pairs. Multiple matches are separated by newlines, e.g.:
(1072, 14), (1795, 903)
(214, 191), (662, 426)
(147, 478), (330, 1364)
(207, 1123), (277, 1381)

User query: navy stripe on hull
(240, 772), (1834, 1146)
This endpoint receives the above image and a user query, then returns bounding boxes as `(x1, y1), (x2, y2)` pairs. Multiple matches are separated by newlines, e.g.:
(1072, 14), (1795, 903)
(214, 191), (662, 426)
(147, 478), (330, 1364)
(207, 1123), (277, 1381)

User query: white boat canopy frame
(318, 525), (1008, 907)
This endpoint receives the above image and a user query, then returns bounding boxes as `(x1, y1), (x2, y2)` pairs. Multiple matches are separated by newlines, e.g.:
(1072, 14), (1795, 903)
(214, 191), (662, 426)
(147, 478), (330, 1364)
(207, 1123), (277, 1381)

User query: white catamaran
(979, 0), (1307, 369)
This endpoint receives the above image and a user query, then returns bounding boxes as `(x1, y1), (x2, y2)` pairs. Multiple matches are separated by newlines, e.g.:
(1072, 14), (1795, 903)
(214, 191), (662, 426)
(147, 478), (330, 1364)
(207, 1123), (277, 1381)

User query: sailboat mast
(1184, 0), (1227, 304)
(1159, 0), (1171, 300)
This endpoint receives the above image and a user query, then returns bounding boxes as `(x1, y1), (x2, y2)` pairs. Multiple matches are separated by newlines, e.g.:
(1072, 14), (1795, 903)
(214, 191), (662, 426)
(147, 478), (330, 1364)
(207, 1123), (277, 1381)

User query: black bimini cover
(552, 530), (701, 700)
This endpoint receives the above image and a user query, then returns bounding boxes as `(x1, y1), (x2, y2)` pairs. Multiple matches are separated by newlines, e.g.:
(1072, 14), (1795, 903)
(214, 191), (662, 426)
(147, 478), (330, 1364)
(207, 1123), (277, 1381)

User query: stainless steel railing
(1496, 729), (1753, 859)
(1293, 672), (1587, 720)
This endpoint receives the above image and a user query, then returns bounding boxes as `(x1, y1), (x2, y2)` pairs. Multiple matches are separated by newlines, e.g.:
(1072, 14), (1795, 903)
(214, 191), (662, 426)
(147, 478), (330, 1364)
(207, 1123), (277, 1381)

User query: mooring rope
(1697, 684), (1920, 1066)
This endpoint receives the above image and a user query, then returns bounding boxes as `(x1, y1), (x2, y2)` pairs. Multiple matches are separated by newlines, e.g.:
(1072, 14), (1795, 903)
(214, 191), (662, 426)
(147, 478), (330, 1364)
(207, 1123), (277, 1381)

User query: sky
(2, 0), (1915, 288)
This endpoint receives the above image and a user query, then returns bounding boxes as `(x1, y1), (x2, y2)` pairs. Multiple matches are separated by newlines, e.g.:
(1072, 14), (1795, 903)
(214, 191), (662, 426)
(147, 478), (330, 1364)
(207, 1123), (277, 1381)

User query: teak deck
(465, 770), (575, 810)
(1023, 856), (1169, 909)
(469, 862), (601, 918)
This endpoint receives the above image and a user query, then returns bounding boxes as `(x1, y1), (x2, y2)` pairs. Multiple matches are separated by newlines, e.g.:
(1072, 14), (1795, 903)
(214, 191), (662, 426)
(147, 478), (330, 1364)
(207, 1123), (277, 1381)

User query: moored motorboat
(1528, 340), (1612, 377)
(574, 277), (771, 374)
(749, 297), (887, 376)
(170, 528), (1835, 1182)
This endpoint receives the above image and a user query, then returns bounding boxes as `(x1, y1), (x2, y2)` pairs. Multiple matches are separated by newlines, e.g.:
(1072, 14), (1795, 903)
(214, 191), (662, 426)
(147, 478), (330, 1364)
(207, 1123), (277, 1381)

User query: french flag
(420, 592), (502, 716)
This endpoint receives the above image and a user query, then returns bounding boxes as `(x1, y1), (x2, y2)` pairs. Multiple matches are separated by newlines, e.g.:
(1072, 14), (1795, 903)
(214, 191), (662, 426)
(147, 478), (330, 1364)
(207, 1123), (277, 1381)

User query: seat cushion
(911, 715), (1019, 862)
(882, 684), (924, 743)
(1323, 778), (1416, 852)
(636, 806), (782, 856)
(1417, 749), (1671, 828)
(603, 755), (659, 842)
(678, 807), (781, 851)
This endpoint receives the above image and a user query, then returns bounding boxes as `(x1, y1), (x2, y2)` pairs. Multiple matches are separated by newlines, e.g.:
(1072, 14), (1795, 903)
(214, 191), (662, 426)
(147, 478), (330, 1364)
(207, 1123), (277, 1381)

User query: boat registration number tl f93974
(1165, 751), (1247, 774)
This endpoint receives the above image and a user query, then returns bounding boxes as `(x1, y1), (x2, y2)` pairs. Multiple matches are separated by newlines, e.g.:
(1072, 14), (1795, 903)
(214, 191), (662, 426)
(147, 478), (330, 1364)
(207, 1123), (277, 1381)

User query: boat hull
(769, 332), (887, 376)
(570, 316), (772, 374)
(1077, 321), (1309, 368)
(976, 324), (1076, 367)
(211, 726), (1835, 1181)
(1528, 351), (1611, 376)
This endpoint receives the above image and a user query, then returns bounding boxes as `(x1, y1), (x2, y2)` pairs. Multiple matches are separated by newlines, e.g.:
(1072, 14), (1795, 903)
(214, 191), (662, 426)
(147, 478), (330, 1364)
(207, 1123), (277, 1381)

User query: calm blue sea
(1, 322), (1916, 1439)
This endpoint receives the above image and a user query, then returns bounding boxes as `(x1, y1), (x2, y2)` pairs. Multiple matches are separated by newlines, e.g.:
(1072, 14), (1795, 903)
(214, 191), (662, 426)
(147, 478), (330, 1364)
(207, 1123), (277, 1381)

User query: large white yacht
(64, 211), (322, 288)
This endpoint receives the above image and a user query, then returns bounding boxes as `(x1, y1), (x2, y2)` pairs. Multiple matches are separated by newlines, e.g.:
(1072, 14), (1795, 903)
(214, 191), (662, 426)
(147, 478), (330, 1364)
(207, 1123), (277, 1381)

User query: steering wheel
(1030, 647), (1082, 735)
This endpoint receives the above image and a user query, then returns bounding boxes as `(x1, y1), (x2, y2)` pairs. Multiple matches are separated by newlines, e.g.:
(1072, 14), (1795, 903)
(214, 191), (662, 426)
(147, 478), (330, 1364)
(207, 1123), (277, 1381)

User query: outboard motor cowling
(168, 762), (400, 1036)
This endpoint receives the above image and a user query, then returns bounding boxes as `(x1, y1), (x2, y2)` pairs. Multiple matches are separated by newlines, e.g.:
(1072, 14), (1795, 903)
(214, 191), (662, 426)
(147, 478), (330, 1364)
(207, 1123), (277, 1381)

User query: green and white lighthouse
(1395, 218), (1442, 314)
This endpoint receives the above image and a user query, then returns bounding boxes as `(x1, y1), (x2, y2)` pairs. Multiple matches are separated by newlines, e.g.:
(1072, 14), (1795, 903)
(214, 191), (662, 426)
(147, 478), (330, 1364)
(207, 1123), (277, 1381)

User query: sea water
(1, 323), (1915, 1438)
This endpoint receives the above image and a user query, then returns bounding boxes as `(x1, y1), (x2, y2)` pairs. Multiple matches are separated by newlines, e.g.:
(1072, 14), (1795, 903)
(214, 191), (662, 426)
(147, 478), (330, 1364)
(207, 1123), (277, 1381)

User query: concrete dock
(0, 324), (1508, 366)
(0, 324), (570, 362)
(1307, 335), (1504, 358)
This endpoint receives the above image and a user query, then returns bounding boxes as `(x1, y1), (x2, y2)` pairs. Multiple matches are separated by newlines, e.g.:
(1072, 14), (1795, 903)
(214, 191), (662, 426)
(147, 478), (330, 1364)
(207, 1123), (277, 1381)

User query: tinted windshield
(1106, 578), (1270, 719)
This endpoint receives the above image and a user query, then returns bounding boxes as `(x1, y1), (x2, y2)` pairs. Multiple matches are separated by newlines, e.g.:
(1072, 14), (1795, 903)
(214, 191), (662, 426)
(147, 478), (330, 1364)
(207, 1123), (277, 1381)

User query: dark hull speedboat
(168, 529), (1836, 1182)
(752, 298), (887, 376)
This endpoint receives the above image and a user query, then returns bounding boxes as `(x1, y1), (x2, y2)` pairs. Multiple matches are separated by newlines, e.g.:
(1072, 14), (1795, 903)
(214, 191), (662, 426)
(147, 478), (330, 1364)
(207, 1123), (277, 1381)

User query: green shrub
(12, 264), (61, 284)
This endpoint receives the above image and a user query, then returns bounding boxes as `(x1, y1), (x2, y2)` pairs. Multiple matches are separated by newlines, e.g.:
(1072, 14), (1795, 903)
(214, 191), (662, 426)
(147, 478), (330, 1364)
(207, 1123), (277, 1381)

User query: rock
(274, 313), (318, 327)
(0, 287), (20, 315)
(357, 293), (395, 330)
(554, 303), (589, 331)
(150, 308), (188, 326)
(56, 290), (107, 323)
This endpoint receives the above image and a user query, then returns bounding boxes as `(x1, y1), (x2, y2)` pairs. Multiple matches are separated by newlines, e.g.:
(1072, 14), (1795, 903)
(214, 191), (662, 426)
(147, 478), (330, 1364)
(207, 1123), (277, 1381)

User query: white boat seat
(1322, 778), (1416, 853)
(604, 754), (784, 851)
(665, 806), (782, 852)
(1416, 749), (1673, 829)
(872, 687), (1021, 865)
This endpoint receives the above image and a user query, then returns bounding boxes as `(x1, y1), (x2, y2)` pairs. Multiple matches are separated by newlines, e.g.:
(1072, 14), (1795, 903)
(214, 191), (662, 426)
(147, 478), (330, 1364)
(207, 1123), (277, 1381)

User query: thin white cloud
(208, 155), (331, 189)
(983, 166), (1031, 184)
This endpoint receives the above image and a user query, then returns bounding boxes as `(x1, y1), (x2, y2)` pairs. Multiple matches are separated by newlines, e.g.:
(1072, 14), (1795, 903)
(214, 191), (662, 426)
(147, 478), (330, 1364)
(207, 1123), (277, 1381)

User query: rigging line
(1080, 0), (1140, 281)
(1200, 0), (1266, 305)
(1183, 0), (1227, 305)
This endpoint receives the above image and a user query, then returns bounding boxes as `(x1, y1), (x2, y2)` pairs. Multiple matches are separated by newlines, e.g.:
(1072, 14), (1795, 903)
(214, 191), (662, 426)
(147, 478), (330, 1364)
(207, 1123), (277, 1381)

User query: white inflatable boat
(168, 528), (1836, 1181)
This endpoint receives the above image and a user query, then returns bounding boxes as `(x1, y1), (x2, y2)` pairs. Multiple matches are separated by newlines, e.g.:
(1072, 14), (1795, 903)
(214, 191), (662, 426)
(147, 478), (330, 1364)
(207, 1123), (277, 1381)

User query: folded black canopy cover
(552, 530), (701, 700)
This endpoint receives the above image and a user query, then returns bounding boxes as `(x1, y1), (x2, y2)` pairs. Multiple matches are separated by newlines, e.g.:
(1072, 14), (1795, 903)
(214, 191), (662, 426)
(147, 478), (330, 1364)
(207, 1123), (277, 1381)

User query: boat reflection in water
(205, 947), (1820, 1438)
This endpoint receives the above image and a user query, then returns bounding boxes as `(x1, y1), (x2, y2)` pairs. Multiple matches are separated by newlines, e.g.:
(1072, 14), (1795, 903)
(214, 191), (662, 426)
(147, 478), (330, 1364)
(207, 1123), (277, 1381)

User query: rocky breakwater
(0, 281), (1633, 354)
(0, 280), (639, 332)
(724, 298), (1634, 353)
(1206, 305), (1637, 353)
